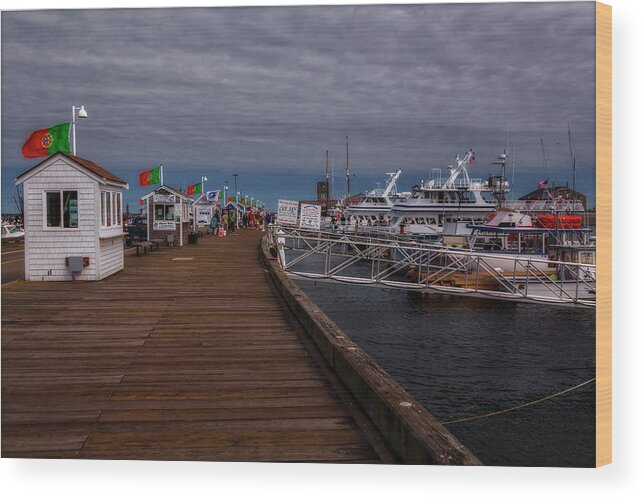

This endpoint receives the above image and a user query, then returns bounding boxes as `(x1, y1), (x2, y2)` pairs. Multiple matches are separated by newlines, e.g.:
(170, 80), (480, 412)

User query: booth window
(45, 190), (78, 228)
(100, 191), (122, 228)
(101, 192), (106, 226)
(155, 204), (175, 221)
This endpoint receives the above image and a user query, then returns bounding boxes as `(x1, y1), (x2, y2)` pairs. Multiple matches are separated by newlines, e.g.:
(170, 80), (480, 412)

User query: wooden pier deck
(1, 230), (393, 463)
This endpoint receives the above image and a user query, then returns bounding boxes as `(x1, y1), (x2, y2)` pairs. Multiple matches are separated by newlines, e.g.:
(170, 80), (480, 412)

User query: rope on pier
(440, 377), (596, 426)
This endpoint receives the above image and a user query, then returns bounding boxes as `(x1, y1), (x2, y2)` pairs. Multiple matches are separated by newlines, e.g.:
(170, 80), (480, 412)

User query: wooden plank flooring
(1, 230), (390, 463)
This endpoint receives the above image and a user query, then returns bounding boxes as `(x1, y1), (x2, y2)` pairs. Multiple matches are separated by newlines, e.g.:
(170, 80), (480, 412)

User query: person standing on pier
(221, 212), (228, 235)
(229, 211), (236, 233)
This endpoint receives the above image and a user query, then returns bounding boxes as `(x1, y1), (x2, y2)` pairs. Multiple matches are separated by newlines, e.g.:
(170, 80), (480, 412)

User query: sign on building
(196, 208), (211, 225)
(153, 221), (176, 231)
(277, 199), (299, 225)
(299, 203), (321, 230)
(153, 194), (177, 203)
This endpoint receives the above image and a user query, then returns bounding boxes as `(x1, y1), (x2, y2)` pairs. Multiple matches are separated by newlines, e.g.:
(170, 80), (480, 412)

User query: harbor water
(295, 279), (596, 467)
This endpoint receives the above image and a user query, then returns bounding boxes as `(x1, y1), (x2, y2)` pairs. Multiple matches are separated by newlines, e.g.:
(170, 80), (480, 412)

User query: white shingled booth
(15, 152), (129, 281)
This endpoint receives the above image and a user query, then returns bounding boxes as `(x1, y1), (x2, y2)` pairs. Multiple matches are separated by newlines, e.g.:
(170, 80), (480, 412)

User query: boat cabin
(15, 153), (129, 281)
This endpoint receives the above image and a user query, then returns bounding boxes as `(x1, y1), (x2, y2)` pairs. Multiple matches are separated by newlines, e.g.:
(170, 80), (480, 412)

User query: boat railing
(268, 224), (596, 308)
(421, 178), (486, 190)
(504, 199), (585, 212)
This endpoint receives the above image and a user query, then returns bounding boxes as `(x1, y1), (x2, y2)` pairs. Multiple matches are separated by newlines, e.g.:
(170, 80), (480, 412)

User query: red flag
(22, 123), (71, 158)
(138, 167), (161, 186)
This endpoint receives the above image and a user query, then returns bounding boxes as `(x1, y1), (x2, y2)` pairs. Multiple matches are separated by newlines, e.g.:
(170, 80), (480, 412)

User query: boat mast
(491, 150), (508, 208)
(382, 169), (403, 197)
(345, 136), (350, 202)
(568, 124), (577, 210)
(443, 150), (474, 189)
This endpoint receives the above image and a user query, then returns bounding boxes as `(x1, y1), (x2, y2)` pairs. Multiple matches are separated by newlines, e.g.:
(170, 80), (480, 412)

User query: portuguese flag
(138, 167), (161, 186)
(21, 123), (71, 158)
(186, 183), (202, 196)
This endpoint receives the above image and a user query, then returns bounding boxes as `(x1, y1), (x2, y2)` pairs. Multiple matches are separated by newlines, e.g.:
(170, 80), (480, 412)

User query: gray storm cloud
(1, 2), (596, 206)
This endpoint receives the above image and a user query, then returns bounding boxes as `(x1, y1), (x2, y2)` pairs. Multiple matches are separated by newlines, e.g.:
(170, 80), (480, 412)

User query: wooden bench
(132, 240), (159, 256)
(149, 239), (163, 250)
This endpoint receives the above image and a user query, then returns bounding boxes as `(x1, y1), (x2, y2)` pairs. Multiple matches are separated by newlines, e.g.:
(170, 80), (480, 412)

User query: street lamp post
(71, 105), (88, 155)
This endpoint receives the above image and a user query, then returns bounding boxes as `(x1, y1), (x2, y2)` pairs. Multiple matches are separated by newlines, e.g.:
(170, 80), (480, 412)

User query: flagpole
(160, 164), (164, 186)
(71, 106), (76, 155)
(71, 105), (87, 156)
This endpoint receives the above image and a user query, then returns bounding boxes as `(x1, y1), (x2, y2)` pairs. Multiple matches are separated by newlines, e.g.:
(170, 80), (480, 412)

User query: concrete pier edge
(260, 236), (481, 465)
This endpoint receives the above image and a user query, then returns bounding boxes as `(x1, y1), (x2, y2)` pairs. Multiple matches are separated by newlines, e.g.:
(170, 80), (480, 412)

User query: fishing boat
(387, 150), (508, 236)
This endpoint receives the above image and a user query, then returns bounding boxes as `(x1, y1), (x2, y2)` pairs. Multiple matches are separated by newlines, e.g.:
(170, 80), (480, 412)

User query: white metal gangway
(267, 225), (596, 308)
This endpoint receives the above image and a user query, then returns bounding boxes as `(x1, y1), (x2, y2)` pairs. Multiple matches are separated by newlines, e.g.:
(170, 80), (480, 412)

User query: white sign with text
(299, 203), (321, 230)
(277, 199), (299, 225)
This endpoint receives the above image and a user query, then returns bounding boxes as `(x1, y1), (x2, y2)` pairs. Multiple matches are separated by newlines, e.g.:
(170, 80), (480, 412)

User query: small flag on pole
(467, 150), (476, 164)
(139, 167), (161, 186)
(139, 198), (145, 206)
(538, 179), (549, 189)
(186, 183), (202, 196)
(206, 190), (220, 202)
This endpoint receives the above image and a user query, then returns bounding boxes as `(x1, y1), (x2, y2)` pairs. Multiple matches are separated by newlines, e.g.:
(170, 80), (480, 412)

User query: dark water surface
(295, 279), (596, 467)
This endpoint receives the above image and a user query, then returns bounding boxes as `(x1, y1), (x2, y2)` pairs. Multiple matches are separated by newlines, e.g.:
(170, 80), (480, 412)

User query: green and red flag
(139, 198), (146, 206)
(21, 122), (71, 158)
(138, 167), (161, 186)
(186, 183), (202, 196)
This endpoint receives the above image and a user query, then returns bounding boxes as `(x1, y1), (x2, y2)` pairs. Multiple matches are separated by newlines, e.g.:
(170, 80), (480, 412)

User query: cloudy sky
(1, 2), (596, 211)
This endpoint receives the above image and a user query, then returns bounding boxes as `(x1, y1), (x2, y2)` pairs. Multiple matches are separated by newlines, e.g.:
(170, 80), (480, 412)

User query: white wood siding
(98, 236), (124, 279)
(23, 158), (99, 281)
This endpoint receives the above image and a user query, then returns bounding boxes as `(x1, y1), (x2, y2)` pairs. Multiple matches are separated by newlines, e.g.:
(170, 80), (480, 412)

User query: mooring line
(440, 377), (596, 425)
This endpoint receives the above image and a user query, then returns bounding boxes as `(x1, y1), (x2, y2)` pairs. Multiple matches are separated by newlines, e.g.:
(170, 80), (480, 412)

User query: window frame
(42, 189), (79, 230)
(100, 190), (123, 229)
(154, 203), (176, 222)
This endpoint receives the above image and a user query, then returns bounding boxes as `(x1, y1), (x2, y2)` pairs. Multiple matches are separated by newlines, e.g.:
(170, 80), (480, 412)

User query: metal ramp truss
(269, 226), (596, 308)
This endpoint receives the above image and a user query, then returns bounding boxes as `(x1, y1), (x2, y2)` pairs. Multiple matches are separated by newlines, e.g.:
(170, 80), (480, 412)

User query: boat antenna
(568, 123), (577, 210)
(331, 157), (335, 205)
(540, 136), (552, 199)
(511, 144), (516, 198)
(491, 149), (508, 208)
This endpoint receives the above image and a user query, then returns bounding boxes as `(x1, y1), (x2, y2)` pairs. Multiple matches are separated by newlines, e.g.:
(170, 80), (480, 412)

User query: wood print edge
(595, 0), (612, 468)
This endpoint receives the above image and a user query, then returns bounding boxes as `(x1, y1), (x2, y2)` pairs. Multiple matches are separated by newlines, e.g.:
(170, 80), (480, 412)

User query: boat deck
(1, 230), (392, 463)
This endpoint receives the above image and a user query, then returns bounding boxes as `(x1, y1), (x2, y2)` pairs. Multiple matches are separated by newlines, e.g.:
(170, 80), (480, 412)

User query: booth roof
(16, 152), (127, 185)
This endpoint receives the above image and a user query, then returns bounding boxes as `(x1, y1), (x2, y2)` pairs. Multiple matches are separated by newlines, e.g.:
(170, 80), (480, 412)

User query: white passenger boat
(344, 169), (409, 227)
(387, 150), (508, 236)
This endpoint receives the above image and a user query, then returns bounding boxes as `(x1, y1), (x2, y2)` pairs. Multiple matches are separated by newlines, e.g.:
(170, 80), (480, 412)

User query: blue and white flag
(206, 190), (220, 202)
